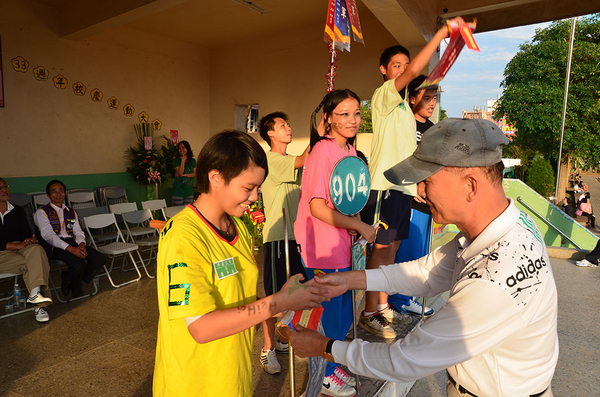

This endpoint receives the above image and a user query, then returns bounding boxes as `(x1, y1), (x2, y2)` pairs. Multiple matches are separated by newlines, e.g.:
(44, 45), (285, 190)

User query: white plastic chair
(0, 274), (35, 319)
(67, 191), (96, 210)
(164, 205), (186, 219)
(31, 192), (50, 209)
(77, 206), (117, 244)
(103, 187), (128, 206)
(141, 199), (167, 220)
(109, 202), (138, 215)
(122, 209), (158, 272)
(84, 213), (146, 288)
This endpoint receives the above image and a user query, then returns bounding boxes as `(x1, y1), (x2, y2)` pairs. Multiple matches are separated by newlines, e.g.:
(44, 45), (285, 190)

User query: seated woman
(579, 197), (595, 228)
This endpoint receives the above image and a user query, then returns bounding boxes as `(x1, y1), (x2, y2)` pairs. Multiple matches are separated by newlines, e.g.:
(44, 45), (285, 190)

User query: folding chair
(67, 190), (96, 210)
(109, 202), (138, 215)
(84, 213), (146, 288)
(164, 205), (186, 220)
(47, 259), (99, 303)
(77, 206), (117, 245)
(103, 187), (129, 206)
(0, 273), (35, 319)
(141, 199), (168, 220)
(31, 192), (50, 209)
(10, 193), (36, 234)
(122, 209), (158, 273)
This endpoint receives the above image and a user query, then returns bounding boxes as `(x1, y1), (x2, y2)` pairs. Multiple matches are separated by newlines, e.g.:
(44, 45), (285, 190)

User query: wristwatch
(323, 339), (336, 363)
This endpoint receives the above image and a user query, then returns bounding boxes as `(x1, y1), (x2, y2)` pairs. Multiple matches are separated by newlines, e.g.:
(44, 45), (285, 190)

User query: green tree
(439, 108), (448, 121)
(495, 14), (600, 199)
(526, 156), (555, 198)
(358, 100), (372, 133)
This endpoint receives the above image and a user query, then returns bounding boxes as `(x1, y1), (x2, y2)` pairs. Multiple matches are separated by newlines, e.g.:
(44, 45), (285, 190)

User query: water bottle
(13, 284), (22, 307)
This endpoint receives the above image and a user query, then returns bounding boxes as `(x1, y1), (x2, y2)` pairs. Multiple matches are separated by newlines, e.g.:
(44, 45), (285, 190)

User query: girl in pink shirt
(294, 89), (376, 394)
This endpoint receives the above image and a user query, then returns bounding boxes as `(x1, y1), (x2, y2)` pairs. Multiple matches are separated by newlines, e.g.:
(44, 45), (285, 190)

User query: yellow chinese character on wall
(33, 66), (49, 81)
(138, 111), (149, 123)
(72, 81), (86, 96)
(108, 96), (120, 110)
(152, 119), (162, 131)
(123, 104), (135, 117)
(11, 56), (29, 72)
(53, 75), (68, 89)
(90, 88), (103, 102)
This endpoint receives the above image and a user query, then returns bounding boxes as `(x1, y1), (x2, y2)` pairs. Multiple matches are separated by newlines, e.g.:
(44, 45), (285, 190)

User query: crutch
(283, 207), (296, 397)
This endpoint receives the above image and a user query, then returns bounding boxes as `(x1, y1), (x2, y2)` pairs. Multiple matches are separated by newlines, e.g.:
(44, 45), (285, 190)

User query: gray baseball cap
(384, 118), (509, 186)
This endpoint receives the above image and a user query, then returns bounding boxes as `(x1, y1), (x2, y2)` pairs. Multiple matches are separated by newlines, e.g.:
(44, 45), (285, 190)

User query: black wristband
(325, 339), (335, 354)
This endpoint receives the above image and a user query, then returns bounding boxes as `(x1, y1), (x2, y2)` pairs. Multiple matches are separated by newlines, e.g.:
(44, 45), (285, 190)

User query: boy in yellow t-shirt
(360, 17), (464, 339)
(153, 130), (328, 397)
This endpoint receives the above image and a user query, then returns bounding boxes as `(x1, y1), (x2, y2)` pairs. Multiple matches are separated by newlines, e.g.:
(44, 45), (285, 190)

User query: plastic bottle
(13, 283), (22, 307)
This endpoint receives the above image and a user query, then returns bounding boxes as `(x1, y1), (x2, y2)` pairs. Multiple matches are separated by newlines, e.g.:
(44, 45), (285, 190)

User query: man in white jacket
(290, 118), (557, 397)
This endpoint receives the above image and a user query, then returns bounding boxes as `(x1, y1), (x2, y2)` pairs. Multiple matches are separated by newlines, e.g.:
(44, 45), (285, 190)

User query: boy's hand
(276, 274), (330, 311)
(444, 16), (465, 37)
(357, 222), (377, 244)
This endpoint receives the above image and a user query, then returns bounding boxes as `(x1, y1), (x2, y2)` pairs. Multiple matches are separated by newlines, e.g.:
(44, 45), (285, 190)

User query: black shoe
(61, 271), (71, 296)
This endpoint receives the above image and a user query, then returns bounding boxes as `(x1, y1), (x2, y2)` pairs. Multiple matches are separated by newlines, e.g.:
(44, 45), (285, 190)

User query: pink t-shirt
(294, 137), (357, 269)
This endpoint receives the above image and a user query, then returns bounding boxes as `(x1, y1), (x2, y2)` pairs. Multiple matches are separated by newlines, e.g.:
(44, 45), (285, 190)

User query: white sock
(363, 310), (377, 317)
(29, 286), (41, 297)
(377, 303), (388, 312)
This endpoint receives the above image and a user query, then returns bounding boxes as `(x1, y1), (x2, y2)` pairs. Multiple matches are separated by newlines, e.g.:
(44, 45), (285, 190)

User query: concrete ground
(0, 174), (598, 396)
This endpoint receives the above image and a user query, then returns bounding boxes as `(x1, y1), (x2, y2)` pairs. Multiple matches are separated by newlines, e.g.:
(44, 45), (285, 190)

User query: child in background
(360, 17), (464, 339)
(257, 112), (309, 374)
(408, 75), (438, 143)
(153, 130), (328, 397)
(295, 89), (376, 397)
(172, 140), (196, 205)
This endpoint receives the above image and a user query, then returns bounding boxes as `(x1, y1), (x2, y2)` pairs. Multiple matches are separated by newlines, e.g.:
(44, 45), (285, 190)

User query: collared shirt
(35, 202), (86, 250)
(0, 202), (15, 224)
(333, 199), (558, 396)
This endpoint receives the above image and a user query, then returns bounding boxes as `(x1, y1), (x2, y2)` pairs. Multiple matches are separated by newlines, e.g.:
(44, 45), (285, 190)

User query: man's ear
(464, 172), (478, 202)
(379, 65), (387, 77)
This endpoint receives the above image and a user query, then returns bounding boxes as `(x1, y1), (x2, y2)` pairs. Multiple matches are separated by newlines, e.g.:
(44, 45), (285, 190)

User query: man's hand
(312, 272), (351, 299)
(66, 245), (87, 259)
(289, 324), (330, 358)
(357, 222), (377, 244)
(275, 274), (330, 311)
(413, 194), (427, 204)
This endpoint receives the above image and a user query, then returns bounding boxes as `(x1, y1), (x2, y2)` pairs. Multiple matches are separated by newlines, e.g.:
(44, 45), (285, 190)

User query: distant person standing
(576, 239), (600, 267)
(172, 141), (196, 206)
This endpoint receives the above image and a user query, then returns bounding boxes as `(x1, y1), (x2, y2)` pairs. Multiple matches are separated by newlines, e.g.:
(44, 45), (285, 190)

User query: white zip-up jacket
(333, 199), (558, 396)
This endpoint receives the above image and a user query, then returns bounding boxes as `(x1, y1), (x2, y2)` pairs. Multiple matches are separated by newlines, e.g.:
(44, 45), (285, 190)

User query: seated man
(0, 178), (52, 323)
(34, 180), (105, 298)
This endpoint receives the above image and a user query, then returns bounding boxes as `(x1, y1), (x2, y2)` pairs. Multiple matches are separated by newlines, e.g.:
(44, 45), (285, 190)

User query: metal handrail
(516, 196), (582, 250)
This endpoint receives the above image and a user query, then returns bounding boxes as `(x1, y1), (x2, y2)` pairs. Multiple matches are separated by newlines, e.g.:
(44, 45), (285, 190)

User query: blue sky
(440, 22), (551, 117)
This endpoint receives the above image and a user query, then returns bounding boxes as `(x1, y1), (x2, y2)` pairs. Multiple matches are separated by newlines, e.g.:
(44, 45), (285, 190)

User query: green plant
(526, 156), (555, 198)
(159, 135), (179, 177)
(241, 197), (265, 248)
(125, 123), (170, 184)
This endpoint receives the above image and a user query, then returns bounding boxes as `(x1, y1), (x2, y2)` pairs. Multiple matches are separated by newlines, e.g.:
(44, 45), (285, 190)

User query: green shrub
(526, 157), (555, 198)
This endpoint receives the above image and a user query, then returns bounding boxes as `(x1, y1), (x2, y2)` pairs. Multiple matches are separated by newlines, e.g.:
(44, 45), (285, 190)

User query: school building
(1, 0), (598, 199)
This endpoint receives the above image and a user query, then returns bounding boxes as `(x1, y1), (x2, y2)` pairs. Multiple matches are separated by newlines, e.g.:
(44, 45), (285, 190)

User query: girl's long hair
(309, 89), (360, 151)
(179, 140), (194, 161)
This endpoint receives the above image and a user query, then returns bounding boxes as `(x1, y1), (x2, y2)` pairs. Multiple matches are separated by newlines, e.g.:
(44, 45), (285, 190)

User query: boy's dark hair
(195, 130), (268, 194)
(408, 75), (428, 100)
(46, 179), (66, 195)
(178, 140), (194, 161)
(379, 45), (410, 67)
(258, 112), (288, 147)
(309, 89), (360, 150)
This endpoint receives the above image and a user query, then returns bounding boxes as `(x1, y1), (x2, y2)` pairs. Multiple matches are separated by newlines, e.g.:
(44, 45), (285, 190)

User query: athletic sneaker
(275, 340), (289, 354)
(34, 307), (49, 323)
(401, 297), (434, 317)
(260, 349), (281, 374)
(575, 259), (598, 267)
(321, 373), (356, 397)
(334, 366), (357, 387)
(381, 304), (412, 325)
(27, 291), (52, 307)
(358, 311), (396, 339)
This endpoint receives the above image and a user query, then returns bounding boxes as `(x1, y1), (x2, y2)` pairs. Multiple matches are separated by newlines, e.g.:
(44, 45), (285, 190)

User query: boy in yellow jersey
(153, 130), (328, 397)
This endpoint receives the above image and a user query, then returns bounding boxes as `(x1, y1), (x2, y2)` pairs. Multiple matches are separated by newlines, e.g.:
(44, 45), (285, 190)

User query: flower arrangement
(241, 195), (265, 249)
(125, 123), (171, 185)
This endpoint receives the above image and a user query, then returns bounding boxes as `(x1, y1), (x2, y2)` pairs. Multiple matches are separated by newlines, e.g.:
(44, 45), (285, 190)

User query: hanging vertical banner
(418, 20), (478, 89)
(170, 130), (179, 144)
(144, 136), (153, 150)
(324, 0), (364, 52)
